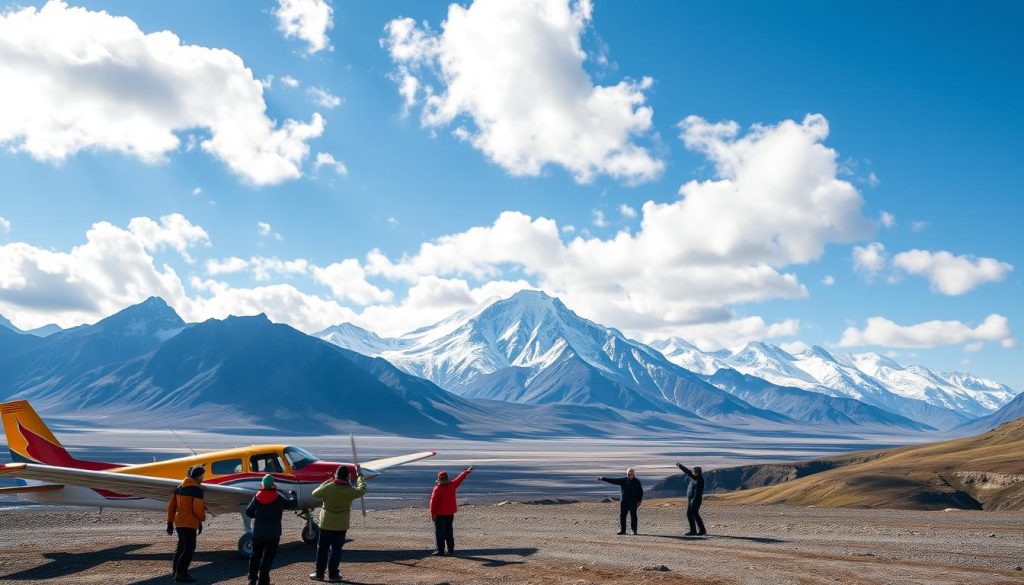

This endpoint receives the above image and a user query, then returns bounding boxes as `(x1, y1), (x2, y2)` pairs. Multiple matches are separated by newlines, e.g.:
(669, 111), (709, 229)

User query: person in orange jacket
(429, 465), (473, 556)
(166, 466), (206, 583)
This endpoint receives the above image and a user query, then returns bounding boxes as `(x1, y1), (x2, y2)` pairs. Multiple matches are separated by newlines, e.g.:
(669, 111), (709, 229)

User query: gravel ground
(0, 499), (1022, 584)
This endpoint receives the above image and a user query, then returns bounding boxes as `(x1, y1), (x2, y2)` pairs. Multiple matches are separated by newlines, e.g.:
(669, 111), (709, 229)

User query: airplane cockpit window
(250, 453), (285, 474)
(211, 458), (243, 476)
(284, 446), (318, 470)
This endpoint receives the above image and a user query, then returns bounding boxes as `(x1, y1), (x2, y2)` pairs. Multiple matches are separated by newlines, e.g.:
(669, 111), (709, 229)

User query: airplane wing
(0, 462), (254, 514)
(361, 450), (436, 475)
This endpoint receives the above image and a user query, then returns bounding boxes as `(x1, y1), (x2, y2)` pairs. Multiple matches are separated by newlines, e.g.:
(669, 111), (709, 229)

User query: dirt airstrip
(0, 499), (1022, 584)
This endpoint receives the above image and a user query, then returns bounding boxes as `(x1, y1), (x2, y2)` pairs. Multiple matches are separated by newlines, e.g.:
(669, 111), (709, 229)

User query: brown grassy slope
(713, 417), (1024, 510)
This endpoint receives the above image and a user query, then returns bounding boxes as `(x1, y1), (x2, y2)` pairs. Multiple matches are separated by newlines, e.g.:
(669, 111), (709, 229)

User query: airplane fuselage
(16, 444), (359, 512)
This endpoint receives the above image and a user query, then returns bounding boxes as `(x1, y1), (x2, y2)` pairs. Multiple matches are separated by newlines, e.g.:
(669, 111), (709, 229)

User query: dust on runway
(0, 500), (1021, 584)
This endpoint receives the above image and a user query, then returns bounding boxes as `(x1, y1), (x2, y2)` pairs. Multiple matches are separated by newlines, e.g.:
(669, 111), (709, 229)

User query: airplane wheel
(301, 520), (320, 545)
(238, 533), (253, 558)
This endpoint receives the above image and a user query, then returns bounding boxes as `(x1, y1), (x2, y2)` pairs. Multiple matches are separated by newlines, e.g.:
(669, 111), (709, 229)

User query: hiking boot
(308, 573), (324, 581)
(684, 531), (698, 536)
(632, 531), (638, 535)
(432, 550), (446, 557)
(327, 575), (342, 583)
(616, 530), (626, 535)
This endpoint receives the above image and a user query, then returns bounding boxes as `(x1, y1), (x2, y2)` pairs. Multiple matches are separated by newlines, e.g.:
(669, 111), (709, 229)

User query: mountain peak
(95, 296), (185, 333)
(801, 345), (836, 361)
(650, 336), (700, 352)
(502, 289), (562, 310)
(316, 321), (402, 355)
(0, 313), (17, 332)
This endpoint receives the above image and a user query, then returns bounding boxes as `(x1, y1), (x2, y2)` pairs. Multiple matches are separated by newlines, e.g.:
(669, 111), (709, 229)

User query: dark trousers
(172, 527), (197, 577)
(687, 498), (705, 534)
(248, 537), (280, 585)
(315, 528), (347, 578)
(619, 501), (638, 534)
(434, 515), (455, 553)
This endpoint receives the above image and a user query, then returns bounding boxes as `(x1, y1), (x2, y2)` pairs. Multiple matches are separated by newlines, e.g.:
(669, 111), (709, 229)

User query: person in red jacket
(429, 465), (473, 556)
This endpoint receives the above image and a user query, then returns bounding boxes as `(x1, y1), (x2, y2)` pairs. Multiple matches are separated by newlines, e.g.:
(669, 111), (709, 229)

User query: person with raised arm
(597, 467), (644, 535)
(309, 465), (367, 582)
(430, 465), (474, 556)
(676, 462), (706, 536)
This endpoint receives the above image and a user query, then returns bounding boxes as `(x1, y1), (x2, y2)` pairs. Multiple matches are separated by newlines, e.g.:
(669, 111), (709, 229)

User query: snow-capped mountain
(847, 353), (1017, 417)
(318, 291), (783, 422)
(956, 391), (1024, 434)
(651, 337), (1017, 428)
(314, 322), (403, 356)
(646, 337), (725, 375)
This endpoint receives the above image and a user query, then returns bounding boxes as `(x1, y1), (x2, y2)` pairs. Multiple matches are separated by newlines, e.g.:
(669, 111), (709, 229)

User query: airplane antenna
(169, 429), (198, 456)
(350, 434), (367, 518)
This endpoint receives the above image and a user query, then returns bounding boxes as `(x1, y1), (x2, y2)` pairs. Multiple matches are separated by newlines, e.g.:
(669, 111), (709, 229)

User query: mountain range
(315, 290), (1019, 432)
(1, 291), (1018, 437)
(652, 337), (1013, 423)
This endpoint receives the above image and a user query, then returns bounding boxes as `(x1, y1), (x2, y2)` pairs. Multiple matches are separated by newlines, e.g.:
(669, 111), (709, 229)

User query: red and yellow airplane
(0, 400), (436, 556)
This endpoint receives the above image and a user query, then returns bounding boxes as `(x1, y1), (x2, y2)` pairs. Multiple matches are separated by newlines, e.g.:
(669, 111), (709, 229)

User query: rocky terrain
(1, 500), (1022, 584)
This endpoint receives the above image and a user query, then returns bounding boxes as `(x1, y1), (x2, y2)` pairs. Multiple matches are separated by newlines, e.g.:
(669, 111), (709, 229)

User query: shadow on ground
(650, 534), (785, 544)
(0, 542), (540, 583)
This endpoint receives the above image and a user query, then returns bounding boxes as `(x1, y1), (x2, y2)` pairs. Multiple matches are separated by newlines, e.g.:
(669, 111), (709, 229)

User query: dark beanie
(335, 466), (349, 480)
(189, 466), (205, 479)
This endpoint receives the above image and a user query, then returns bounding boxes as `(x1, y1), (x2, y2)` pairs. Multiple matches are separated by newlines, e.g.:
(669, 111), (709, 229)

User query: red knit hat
(437, 470), (448, 480)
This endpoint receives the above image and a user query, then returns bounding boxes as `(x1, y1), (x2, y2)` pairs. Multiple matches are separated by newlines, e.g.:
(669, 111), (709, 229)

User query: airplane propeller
(350, 433), (367, 518)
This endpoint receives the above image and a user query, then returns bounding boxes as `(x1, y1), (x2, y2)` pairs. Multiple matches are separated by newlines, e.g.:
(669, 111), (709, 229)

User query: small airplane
(0, 400), (436, 557)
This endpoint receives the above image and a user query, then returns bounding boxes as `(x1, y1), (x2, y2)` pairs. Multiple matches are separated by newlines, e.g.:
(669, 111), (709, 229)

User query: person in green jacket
(309, 465), (367, 582)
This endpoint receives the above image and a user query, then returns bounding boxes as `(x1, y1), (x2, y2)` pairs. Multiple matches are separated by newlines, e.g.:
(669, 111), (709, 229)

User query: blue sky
(0, 0), (1021, 387)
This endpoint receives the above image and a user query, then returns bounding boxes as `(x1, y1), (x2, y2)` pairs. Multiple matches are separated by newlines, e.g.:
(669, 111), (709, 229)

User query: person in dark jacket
(167, 466), (206, 583)
(597, 467), (644, 535)
(676, 462), (706, 536)
(429, 466), (473, 556)
(245, 474), (298, 585)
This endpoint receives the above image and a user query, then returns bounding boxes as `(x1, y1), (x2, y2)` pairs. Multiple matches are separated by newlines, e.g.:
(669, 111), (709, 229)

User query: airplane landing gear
(239, 512), (254, 558)
(297, 509), (320, 545)
(238, 533), (254, 558)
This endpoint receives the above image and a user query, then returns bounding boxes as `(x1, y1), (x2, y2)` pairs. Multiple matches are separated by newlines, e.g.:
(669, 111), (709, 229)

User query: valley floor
(0, 501), (1021, 584)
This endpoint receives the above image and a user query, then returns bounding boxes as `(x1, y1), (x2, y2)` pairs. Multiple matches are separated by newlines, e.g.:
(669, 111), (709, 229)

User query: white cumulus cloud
(382, 0), (663, 183)
(0, 216), (10, 233)
(0, 1), (325, 186)
(314, 152), (348, 176)
(362, 113), (870, 333)
(0, 213), (205, 327)
(839, 314), (1016, 350)
(274, 0), (333, 54)
(280, 75), (300, 88)
(618, 203), (637, 218)
(892, 249), (1012, 296)
(852, 242), (887, 279)
(307, 86), (341, 109)
(312, 259), (394, 306)
(660, 317), (801, 351)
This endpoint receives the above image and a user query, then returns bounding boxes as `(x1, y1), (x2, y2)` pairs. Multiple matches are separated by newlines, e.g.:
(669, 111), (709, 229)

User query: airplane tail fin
(1, 400), (73, 465)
